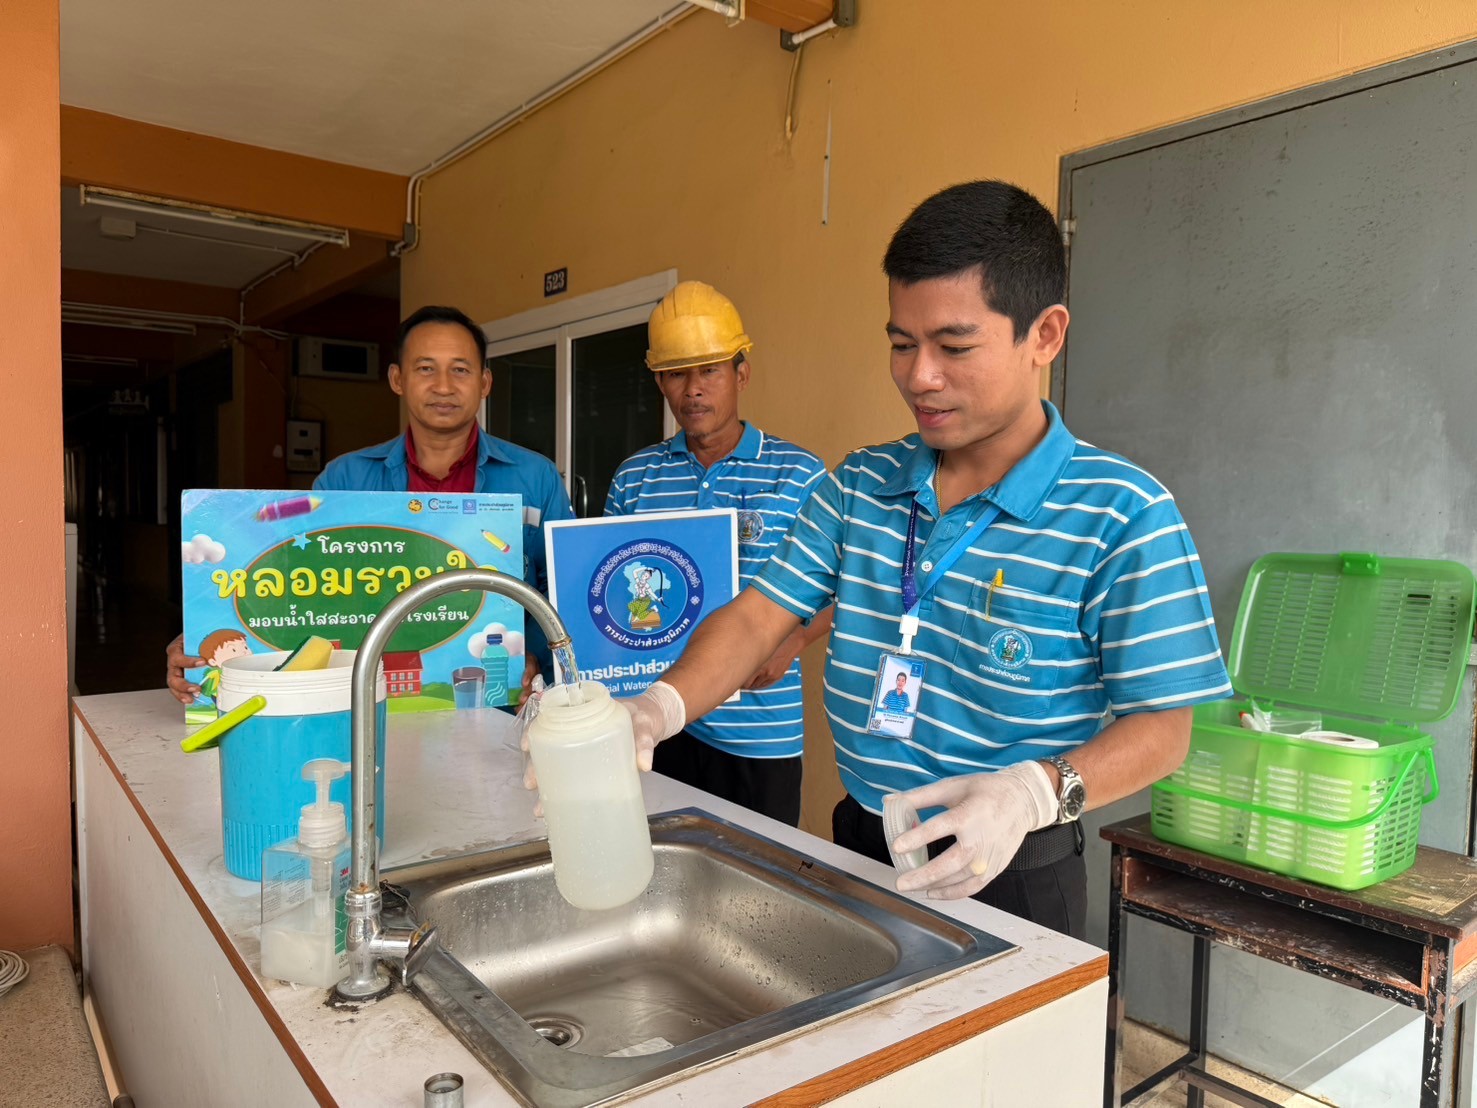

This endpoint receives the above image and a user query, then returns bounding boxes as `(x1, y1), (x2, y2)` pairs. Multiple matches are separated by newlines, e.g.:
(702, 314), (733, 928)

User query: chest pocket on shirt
(947, 584), (1084, 719)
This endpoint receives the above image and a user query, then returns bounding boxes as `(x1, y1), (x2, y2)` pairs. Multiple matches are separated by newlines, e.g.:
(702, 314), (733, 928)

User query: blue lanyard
(899, 500), (1001, 651)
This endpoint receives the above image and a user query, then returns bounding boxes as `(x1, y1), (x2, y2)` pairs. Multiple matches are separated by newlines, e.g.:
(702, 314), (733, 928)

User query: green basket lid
(1226, 552), (1475, 724)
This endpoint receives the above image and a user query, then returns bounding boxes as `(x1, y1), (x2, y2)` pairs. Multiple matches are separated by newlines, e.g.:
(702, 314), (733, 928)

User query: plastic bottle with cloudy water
(526, 680), (654, 910)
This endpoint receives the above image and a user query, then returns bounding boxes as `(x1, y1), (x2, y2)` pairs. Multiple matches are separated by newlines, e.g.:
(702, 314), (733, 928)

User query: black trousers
(832, 793), (1088, 940)
(653, 729), (803, 827)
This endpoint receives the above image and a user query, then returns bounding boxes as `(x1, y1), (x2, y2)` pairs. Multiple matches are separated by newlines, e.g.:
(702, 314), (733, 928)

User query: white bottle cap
(298, 759), (349, 849)
(882, 792), (928, 873)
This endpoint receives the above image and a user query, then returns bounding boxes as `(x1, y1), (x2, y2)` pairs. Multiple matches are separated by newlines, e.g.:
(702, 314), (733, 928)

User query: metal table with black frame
(1102, 814), (1477, 1108)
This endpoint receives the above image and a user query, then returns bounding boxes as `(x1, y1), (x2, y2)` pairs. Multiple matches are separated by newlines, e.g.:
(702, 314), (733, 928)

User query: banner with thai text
(181, 489), (524, 721)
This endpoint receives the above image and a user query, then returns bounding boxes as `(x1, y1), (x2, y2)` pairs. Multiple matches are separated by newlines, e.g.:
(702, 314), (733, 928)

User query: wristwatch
(1043, 755), (1087, 825)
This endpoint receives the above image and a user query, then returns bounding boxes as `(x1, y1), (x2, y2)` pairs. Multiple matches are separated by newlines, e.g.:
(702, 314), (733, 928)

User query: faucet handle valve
(401, 923), (439, 986)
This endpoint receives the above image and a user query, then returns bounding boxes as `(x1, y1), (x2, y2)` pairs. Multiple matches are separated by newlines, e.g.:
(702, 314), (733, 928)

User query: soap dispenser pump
(260, 759), (352, 987)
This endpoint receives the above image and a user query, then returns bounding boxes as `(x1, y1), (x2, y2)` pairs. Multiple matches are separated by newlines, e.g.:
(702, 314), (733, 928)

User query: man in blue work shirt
(604, 282), (831, 826)
(604, 184), (1231, 937)
(167, 305), (573, 701)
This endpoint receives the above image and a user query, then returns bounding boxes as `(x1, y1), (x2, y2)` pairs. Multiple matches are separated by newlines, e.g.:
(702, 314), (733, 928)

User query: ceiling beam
(61, 107), (408, 241)
(240, 236), (395, 327)
(747, 0), (833, 33)
(60, 271), (233, 380)
(62, 267), (239, 319)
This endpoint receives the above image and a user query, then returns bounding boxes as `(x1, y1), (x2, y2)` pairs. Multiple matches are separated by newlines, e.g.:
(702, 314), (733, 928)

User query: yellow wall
(404, 0), (1477, 834)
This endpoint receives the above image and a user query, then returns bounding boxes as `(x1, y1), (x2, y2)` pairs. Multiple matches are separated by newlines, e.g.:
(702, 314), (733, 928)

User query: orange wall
(404, 0), (1477, 837)
(0, 0), (72, 951)
(62, 267), (239, 320)
(405, 1), (1477, 474)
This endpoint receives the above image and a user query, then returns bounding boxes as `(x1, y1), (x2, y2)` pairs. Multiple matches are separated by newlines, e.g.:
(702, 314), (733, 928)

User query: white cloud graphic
(466, 621), (526, 659)
(182, 534), (227, 565)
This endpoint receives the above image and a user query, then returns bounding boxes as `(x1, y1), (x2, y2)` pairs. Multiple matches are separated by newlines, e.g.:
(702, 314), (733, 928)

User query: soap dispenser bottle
(260, 759), (352, 987)
(527, 680), (654, 910)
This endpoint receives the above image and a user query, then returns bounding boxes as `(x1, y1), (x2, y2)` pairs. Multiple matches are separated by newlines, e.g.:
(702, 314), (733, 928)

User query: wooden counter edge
(75, 699), (1106, 1108)
(73, 702), (341, 1108)
(749, 953), (1109, 1107)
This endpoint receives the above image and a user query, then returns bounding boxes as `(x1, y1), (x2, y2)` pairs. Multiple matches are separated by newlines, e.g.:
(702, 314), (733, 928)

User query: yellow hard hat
(646, 281), (753, 372)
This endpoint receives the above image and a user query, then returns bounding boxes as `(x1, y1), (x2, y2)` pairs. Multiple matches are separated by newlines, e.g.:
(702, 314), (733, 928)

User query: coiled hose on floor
(0, 949), (28, 998)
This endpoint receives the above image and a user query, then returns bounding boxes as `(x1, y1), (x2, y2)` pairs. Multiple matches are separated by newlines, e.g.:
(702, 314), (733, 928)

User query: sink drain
(528, 1016), (582, 1048)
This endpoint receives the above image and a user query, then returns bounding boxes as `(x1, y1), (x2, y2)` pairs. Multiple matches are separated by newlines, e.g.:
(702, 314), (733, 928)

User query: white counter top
(72, 691), (1105, 1106)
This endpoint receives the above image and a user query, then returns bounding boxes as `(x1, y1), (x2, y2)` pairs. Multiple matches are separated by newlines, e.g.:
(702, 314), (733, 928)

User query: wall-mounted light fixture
(687, 0), (743, 21)
(61, 301), (291, 340)
(78, 185), (350, 249)
(61, 304), (198, 335)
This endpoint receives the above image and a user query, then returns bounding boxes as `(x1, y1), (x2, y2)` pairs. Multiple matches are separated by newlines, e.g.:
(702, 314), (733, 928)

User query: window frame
(481, 270), (679, 499)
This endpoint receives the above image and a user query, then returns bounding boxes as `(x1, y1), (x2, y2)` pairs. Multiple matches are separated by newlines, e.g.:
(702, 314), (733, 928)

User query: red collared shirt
(404, 427), (479, 493)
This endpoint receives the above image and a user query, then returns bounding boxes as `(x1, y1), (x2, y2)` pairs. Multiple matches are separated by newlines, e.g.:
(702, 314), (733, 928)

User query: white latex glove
(618, 681), (687, 771)
(520, 679), (687, 800)
(890, 762), (1060, 900)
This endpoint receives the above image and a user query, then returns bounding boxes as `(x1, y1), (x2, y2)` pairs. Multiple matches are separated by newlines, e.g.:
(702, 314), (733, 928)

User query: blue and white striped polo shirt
(605, 422), (827, 759)
(752, 401), (1231, 813)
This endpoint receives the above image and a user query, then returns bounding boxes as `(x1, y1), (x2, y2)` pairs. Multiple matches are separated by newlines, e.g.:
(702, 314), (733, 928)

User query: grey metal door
(1060, 43), (1477, 1107)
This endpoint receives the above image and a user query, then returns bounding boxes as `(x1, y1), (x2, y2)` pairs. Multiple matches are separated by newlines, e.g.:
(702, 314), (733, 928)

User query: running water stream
(551, 642), (583, 703)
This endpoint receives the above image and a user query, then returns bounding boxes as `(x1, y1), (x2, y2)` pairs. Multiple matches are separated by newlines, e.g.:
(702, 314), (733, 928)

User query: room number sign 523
(544, 267), (568, 297)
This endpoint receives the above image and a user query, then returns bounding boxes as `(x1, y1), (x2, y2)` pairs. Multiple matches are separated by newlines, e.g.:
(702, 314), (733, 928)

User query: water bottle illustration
(482, 633), (510, 708)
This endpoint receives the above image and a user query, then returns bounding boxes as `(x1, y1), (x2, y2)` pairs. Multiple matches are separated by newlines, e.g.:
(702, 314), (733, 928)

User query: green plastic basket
(1151, 552), (1474, 890)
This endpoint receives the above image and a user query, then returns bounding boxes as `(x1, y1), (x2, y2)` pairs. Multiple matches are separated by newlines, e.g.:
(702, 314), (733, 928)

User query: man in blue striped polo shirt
(608, 183), (1230, 937)
(605, 282), (831, 826)
(879, 671), (913, 714)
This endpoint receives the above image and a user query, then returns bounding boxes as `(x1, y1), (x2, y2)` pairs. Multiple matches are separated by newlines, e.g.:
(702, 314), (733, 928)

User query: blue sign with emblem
(545, 510), (740, 696)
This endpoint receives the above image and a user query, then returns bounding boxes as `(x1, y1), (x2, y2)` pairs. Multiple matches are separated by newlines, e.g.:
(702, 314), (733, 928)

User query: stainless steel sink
(382, 809), (1015, 1107)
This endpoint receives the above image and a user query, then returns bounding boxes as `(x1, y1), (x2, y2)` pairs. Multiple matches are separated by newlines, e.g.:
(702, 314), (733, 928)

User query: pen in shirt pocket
(985, 569), (1004, 621)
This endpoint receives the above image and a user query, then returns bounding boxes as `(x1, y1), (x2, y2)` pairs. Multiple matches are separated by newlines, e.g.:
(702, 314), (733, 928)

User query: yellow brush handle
(181, 695), (268, 753)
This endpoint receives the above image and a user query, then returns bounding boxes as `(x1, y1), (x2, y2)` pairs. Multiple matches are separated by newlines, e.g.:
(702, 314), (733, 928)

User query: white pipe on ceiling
(393, 3), (696, 255)
(786, 17), (837, 47)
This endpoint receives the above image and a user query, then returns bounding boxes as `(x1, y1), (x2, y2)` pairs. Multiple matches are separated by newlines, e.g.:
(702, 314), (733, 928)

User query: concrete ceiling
(61, 0), (686, 175)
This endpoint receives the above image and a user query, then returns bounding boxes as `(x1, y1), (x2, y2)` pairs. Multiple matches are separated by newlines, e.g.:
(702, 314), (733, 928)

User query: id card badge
(868, 654), (927, 739)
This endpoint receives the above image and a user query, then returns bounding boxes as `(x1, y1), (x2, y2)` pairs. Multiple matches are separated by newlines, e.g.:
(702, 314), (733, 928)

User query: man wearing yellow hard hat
(603, 281), (832, 826)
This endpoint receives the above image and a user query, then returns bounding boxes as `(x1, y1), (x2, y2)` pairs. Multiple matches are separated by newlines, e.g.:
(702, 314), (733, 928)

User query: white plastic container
(215, 650), (385, 880)
(260, 759), (352, 987)
(527, 681), (654, 910)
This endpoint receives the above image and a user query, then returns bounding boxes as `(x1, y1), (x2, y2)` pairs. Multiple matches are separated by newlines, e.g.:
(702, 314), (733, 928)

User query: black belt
(1005, 821), (1082, 872)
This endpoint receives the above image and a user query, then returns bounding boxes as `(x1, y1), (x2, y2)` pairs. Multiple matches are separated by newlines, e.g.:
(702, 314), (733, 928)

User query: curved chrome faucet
(336, 569), (573, 1000)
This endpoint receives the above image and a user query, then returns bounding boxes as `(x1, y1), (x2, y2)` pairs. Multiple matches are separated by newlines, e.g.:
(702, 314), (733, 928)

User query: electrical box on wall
(295, 337), (380, 381)
(285, 419), (323, 473)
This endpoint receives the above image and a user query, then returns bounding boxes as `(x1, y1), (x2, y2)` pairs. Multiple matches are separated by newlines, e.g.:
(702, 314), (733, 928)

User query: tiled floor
(0, 947), (109, 1107)
(1120, 1020), (1330, 1107)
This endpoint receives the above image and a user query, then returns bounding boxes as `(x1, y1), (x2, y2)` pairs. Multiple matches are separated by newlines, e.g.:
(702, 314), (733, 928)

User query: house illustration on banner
(383, 651), (424, 697)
